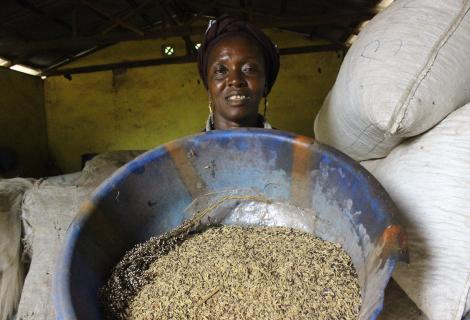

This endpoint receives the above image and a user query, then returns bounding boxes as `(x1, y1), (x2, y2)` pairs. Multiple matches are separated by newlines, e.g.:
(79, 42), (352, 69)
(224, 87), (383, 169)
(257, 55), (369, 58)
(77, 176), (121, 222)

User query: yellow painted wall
(45, 29), (342, 173)
(0, 68), (47, 177)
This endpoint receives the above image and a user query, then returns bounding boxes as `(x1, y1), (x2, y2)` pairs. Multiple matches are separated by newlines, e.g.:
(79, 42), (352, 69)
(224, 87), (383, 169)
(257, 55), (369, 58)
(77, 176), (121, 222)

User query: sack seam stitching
(387, 1), (470, 136)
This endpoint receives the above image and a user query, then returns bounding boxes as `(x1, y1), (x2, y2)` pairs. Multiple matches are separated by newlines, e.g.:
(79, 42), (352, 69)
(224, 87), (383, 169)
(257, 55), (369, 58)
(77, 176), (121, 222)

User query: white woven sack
(315, 0), (470, 161)
(361, 103), (470, 320)
(17, 182), (91, 319)
(0, 178), (33, 320)
(16, 151), (139, 319)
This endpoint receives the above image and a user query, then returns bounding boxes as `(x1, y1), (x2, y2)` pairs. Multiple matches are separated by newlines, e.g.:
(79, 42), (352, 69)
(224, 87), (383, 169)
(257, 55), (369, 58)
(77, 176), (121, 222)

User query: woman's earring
(208, 99), (213, 114)
(263, 96), (269, 117)
(208, 99), (215, 129)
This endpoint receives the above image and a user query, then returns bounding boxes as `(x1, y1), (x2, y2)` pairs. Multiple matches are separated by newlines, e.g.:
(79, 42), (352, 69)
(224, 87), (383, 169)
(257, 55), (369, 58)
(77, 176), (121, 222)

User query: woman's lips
(225, 94), (251, 105)
(227, 94), (250, 100)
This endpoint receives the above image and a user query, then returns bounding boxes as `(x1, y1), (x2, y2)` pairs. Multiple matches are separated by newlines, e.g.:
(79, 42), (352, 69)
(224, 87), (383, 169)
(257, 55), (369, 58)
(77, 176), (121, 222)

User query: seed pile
(101, 225), (361, 319)
(100, 218), (195, 318)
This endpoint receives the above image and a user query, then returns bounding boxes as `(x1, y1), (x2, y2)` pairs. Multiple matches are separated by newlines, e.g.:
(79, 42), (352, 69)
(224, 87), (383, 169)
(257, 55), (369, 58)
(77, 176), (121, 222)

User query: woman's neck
(213, 114), (260, 130)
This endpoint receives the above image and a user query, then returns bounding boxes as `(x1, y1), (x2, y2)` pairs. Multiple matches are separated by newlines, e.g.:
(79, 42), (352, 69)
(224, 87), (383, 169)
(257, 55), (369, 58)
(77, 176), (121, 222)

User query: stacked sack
(314, 0), (470, 319)
(15, 151), (141, 320)
(315, 0), (470, 161)
(0, 178), (33, 320)
(362, 104), (470, 319)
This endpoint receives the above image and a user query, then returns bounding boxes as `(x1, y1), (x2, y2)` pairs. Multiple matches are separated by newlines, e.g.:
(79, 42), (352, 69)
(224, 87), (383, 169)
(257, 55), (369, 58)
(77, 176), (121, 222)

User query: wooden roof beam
(80, 0), (145, 36)
(0, 24), (31, 42)
(15, 0), (73, 32)
(44, 43), (345, 77)
(280, 0), (287, 15)
(156, 0), (198, 56)
(102, 0), (157, 35)
(165, 0), (187, 22)
(41, 45), (109, 74)
(225, 9), (378, 26)
(183, 0), (218, 26)
(0, 11), (376, 52)
(125, 0), (154, 25)
(72, 4), (80, 37)
(0, 24), (207, 52)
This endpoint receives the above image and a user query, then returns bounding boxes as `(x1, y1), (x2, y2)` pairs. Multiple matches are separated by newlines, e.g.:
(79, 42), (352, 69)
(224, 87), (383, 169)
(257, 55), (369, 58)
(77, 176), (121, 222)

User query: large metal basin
(54, 129), (407, 319)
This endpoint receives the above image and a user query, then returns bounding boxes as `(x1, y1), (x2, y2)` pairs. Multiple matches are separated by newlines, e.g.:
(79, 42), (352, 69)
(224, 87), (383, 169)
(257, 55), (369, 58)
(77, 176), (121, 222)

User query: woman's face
(206, 35), (266, 128)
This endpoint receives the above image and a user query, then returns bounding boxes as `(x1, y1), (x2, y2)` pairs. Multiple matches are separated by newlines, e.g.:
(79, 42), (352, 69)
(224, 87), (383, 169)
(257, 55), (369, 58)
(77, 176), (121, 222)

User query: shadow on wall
(0, 147), (19, 178)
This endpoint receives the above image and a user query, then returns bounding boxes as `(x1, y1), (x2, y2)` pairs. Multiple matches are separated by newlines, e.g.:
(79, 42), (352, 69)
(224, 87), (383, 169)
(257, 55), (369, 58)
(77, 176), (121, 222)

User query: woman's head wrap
(197, 15), (280, 96)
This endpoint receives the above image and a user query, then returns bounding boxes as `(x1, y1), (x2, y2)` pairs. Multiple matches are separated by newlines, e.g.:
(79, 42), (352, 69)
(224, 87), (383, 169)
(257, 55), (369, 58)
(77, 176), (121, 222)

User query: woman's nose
(227, 70), (247, 87)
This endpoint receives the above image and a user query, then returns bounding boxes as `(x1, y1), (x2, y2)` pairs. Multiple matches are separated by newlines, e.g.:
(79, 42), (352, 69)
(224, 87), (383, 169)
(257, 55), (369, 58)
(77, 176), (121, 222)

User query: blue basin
(54, 129), (407, 319)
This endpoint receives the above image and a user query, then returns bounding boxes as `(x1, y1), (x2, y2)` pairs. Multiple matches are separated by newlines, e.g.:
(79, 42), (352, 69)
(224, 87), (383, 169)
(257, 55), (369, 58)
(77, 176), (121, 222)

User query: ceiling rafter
(0, 24), (31, 42)
(0, 11), (376, 53)
(0, 24), (33, 66)
(15, 0), (73, 32)
(72, 3), (80, 37)
(157, 0), (198, 56)
(44, 43), (345, 77)
(166, 0), (186, 22)
(101, 0), (156, 35)
(41, 44), (110, 74)
(279, 0), (287, 15)
(0, 0), (384, 75)
(80, 0), (145, 36)
(0, 24), (207, 52)
(125, 0), (155, 25)
(183, 0), (218, 26)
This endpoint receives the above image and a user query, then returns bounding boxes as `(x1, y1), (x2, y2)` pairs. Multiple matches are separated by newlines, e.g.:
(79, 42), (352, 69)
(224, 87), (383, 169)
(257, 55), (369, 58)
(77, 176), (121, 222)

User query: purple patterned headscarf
(197, 15), (280, 95)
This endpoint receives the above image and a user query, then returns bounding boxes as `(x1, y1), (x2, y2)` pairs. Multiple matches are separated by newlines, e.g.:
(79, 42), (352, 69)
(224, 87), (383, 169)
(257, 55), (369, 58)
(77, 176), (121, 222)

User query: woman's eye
(243, 64), (257, 73)
(214, 66), (227, 75)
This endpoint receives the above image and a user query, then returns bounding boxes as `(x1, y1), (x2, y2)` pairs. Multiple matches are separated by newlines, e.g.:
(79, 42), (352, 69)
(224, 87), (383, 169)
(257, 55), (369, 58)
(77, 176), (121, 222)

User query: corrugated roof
(0, 0), (388, 77)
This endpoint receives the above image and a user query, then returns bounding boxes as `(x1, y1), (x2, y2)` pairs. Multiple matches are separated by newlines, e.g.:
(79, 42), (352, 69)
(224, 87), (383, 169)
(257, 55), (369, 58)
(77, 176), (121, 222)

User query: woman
(197, 16), (280, 131)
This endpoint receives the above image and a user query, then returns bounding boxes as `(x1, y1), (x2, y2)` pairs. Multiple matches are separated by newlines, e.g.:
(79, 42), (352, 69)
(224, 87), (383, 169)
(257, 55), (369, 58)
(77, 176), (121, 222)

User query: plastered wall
(0, 68), (47, 177)
(45, 29), (342, 173)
